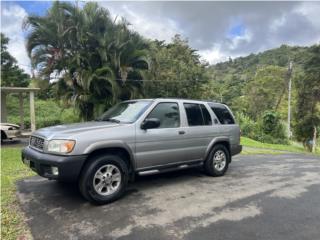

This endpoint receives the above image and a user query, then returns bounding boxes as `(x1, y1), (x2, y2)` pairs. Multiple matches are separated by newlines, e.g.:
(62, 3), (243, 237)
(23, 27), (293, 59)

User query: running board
(138, 162), (203, 176)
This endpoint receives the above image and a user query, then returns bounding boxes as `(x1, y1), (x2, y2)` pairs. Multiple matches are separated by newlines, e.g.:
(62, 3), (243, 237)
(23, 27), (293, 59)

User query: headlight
(47, 140), (75, 153)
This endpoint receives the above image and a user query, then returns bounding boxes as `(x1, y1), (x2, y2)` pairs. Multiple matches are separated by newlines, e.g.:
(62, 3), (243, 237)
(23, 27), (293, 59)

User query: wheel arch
(204, 137), (231, 162)
(81, 141), (136, 176)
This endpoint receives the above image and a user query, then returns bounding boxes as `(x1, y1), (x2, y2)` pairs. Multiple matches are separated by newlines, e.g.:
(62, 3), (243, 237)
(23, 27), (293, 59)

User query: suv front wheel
(79, 154), (128, 205)
(204, 144), (230, 177)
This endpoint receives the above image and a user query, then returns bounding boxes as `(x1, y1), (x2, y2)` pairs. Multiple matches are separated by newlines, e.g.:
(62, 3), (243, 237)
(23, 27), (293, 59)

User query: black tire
(204, 144), (230, 177)
(79, 154), (129, 205)
(1, 131), (7, 143)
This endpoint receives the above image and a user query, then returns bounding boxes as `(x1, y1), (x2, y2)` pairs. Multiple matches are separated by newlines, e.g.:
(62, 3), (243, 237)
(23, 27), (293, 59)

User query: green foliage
(0, 33), (30, 87)
(1, 147), (35, 240)
(24, 2), (149, 120)
(245, 66), (287, 119)
(293, 45), (320, 151)
(240, 137), (314, 154)
(236, 111), (288, 144)
(7, 95), (79, 129)
(261, 111), (287, 137)
(236, 112), (259, 139)
(203, 43), (319, 148)
(203, 44), (310, 118)
(145, 36), (208, 99)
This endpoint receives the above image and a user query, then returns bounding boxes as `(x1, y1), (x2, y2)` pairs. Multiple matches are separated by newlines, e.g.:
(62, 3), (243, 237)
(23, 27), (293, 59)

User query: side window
(184, 103), (212, 126)
(147, 102), (180, 128)
(210, 105), (235, 124)
(184, 103), (203, 126)
(200, 104), (212, 125)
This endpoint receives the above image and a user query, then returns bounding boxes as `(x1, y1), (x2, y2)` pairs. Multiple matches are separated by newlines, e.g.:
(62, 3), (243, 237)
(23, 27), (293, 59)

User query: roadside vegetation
(6, 95), (79, 129)
(241, 137), (319, 155)
(1, 148), (35, 240)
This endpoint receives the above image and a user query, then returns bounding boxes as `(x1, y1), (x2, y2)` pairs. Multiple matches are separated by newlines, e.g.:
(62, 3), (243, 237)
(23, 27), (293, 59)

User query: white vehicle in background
(1, 123), (21, 142)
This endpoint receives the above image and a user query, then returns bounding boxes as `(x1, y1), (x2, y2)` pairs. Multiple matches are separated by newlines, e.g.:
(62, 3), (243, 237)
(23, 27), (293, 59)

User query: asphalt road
(17, 154), (320, 240)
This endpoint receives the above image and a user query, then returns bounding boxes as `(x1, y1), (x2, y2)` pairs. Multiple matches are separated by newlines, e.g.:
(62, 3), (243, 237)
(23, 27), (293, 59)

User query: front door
(135, 102), (185, 170)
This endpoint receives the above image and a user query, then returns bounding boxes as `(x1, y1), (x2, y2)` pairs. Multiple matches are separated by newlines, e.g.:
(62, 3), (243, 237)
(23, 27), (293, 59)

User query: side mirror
(141, 118), (160, 130)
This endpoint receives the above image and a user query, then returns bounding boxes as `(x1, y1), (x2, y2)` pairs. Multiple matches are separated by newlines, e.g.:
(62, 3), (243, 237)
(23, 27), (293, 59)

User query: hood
(0, 123), (20, 128)
(33, 121), (122, 139)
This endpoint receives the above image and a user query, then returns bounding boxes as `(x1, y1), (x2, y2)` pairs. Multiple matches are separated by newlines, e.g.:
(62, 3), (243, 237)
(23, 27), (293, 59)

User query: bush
(235, 112), (259, 139)
(260, 111), (288, 144)
(7, 95), (79, 129)
(235, 111), (289, 145)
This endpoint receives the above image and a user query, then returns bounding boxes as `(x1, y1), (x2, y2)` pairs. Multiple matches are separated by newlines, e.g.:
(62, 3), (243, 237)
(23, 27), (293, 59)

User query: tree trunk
(312, 126), (317, 153)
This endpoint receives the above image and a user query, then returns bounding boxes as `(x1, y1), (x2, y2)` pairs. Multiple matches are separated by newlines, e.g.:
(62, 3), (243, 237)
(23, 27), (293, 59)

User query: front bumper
(22, 146), (87, 181)
(5, 129), (21, 139)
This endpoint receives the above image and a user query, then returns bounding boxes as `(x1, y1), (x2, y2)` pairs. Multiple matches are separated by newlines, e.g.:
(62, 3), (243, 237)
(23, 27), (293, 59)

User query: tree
(145, 35), (208, 99)
(294, 45), (320, 151)
(244, 65), (288, 119)
(24, 2), (149, 120)
(1, 33), (30, 87)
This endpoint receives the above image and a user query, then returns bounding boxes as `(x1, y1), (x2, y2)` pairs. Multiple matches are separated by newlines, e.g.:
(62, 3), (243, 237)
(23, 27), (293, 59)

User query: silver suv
(22, 99), (242, 204)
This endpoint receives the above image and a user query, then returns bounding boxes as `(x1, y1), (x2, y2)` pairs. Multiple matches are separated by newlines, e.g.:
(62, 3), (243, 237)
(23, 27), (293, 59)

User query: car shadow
(17, 167), (207, 209)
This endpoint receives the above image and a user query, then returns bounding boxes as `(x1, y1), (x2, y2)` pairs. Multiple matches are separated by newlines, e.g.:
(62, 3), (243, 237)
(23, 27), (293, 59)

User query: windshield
(97, 100), (152, 123)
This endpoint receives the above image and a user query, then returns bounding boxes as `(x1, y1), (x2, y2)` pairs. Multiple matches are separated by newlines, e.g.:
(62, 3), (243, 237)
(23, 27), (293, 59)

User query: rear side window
(210, 105), (235, 124)
(184, 103), (212, 126)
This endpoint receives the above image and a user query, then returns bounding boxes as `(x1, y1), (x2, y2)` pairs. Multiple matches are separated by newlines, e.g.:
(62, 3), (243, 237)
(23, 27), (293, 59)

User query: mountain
(204, 44), (313, 119)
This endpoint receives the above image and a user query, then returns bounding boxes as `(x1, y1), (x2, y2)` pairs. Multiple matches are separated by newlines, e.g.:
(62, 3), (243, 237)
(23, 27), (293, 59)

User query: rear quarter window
(210, 105), (235, 124)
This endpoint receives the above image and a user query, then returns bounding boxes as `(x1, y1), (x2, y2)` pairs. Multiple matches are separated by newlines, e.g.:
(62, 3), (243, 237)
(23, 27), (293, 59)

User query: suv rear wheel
(204, 144), (230, 177)
(79, 154), (128, 205)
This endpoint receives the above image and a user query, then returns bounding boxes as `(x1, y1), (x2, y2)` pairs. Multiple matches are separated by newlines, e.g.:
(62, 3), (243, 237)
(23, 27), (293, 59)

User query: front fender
(83, 140), (136, 169)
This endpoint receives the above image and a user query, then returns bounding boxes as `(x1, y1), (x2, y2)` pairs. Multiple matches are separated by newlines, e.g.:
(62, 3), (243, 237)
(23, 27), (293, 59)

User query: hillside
(204, 44), (313, 118)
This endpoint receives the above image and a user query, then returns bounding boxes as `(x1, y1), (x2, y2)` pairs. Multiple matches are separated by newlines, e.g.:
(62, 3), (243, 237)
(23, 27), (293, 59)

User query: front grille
(30, 136), (45, 150)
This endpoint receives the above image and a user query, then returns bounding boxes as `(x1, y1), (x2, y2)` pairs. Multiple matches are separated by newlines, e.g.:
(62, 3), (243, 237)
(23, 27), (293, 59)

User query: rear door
(208, 103), (240, 147)
(178, 102), (219, 161)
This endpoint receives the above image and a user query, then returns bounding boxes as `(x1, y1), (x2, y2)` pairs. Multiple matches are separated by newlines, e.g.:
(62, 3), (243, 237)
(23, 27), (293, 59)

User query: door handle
(178, 130), (186, 135)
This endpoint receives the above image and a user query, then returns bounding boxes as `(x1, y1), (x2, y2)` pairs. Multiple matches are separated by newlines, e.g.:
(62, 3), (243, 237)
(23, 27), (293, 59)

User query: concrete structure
(1, 87), (40, 132)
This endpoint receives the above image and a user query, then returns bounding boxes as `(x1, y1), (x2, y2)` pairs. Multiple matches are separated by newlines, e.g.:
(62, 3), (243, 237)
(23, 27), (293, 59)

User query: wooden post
(19, 93), (25, 130)
(312, 126), (317, 153)
(1, 92), (7, 122)
(29, 91), (36, 132)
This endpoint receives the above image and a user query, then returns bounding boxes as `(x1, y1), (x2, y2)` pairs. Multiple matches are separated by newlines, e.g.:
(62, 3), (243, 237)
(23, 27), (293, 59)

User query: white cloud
(1, 1), (320, 73)
(101, 2), (181, 43)
(100, 1), (320, 63)
(228, 29), (253, 51)
(198, 44), (228, 64)
(295, 2), (320, 28)
(1, 3), (31, 74)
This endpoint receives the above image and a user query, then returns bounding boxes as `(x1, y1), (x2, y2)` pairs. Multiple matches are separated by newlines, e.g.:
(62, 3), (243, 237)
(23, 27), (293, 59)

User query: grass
(240, 148), (284, 155)
(241, 136), (319, 155)
(1, 147), (35, 240)
(241, 136), (304, 152)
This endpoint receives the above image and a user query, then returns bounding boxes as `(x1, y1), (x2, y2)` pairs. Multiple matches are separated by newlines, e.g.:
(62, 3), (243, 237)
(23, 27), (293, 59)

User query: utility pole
(287, 61), (293, 139)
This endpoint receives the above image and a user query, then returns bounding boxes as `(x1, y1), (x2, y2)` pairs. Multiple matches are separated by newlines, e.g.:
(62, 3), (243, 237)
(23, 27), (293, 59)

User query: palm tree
(24, 1), (150, 120)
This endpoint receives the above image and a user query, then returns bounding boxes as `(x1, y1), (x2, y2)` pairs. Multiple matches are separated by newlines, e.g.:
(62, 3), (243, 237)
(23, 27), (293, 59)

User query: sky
(1, 1), (320, 74)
